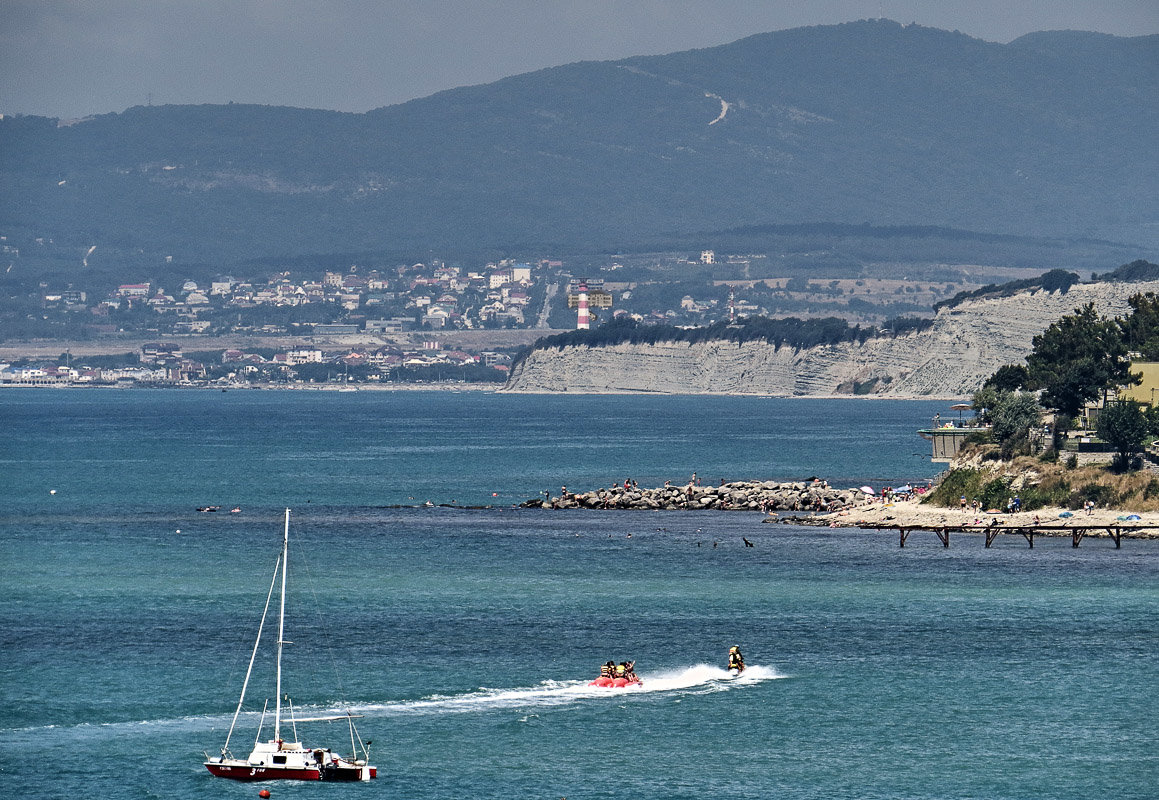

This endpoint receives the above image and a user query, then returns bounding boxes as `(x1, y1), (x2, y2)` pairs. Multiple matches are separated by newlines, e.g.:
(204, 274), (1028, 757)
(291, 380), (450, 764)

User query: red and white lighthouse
(577, 282), (591, 330)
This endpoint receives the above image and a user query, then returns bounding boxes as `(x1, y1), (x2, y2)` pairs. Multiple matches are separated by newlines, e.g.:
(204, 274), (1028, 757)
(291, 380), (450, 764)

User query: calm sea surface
(1, 389), (1156, 799)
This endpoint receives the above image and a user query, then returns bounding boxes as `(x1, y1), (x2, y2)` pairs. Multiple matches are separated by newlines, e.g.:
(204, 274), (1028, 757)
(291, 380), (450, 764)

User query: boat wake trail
(356, 664), (781, 718)
(0, 666), (781, 745)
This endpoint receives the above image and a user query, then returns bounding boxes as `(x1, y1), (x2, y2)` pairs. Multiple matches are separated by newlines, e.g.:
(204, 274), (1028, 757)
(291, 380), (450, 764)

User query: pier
(862, 522), (1159, 548)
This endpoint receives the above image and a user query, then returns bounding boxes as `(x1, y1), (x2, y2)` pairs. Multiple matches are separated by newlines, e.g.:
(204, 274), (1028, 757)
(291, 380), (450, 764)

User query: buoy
(49, 489), (56, 495)
(258, 789), (271, 799)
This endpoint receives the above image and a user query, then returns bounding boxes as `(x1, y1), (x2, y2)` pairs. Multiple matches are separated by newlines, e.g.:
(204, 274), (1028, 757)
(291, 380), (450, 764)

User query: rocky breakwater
(522, 480), (874, 513)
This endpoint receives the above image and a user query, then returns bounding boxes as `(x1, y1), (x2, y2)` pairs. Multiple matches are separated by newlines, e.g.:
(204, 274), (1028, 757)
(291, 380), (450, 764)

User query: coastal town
(0, 245), (984, 387)
(2, 256), (548, 385)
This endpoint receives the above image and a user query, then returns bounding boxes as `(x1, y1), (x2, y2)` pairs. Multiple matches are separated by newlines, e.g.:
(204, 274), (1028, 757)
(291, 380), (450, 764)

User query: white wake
(0, 666), (782, 743)
(355, 663), (781, 718)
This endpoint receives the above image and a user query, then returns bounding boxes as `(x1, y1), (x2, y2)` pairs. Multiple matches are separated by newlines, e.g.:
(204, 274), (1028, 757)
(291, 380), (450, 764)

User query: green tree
(971, 384), (999, 424)
(990, 391), (1041, 458)
(1097, 401), (1149, 472)
(985, 364), (1029, 392)
(1026, 303), (1135, 417)
(1119, 292), (1159, 360)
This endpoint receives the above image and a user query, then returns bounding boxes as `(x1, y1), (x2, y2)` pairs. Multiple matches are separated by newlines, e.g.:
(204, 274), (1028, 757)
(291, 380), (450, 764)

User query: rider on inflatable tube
(590, 659), (640, 687)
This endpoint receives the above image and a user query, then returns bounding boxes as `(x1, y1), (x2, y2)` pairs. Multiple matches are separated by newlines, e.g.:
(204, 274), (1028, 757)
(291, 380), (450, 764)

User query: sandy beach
(812, 494), (1159, 538)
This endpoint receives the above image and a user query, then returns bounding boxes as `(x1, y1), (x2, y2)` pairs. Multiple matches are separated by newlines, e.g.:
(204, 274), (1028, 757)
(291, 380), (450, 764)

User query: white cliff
(503, 280), (1159, 397)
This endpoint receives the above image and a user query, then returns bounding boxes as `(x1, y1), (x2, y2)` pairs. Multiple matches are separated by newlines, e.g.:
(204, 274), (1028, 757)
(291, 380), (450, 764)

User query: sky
(3, 0), (1157, 119)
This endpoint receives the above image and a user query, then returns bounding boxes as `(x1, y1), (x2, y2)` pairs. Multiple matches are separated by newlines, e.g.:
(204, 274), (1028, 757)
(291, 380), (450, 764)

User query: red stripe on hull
(206, 763), (321, 781)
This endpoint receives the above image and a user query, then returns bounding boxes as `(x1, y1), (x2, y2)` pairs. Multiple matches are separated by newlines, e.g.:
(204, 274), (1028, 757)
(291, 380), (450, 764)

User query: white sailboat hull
(206, 510), (377, 782)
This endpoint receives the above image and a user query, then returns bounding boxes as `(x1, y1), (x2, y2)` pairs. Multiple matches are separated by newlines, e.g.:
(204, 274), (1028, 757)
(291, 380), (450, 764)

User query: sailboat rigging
(204, 509), (377, 781)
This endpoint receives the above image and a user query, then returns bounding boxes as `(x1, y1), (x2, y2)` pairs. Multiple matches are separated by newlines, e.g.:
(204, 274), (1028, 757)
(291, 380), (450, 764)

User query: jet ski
(727, 646), (745, 675)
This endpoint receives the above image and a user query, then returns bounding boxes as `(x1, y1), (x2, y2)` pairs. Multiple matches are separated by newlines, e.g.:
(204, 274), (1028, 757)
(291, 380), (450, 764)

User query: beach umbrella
(860, 486), (875, 495)
(950, 403), (971, 423)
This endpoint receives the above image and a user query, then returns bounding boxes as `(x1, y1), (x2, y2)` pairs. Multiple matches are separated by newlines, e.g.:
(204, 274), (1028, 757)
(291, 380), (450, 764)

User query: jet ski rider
(728, 646), (745, 673)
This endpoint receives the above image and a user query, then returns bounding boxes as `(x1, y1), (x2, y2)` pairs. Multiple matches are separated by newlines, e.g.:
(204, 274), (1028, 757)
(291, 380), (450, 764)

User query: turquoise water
(1, 390), (1156, 799)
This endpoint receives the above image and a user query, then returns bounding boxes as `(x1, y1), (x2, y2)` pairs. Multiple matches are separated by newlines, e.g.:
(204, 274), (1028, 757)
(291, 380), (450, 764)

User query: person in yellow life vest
(727, 646), (745, 673)
(614, 662), (629, 679)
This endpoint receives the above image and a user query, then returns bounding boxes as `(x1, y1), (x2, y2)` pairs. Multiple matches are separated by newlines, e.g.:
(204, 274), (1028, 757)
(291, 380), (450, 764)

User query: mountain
(2, 20), (1156, 271)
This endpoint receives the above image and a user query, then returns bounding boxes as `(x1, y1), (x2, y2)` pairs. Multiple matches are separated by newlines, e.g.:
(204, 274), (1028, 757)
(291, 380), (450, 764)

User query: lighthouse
(577, 282), (591, 330)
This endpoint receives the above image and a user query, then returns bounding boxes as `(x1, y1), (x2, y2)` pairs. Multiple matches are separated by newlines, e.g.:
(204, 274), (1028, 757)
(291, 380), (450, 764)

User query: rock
(502, 280), (1159, 397)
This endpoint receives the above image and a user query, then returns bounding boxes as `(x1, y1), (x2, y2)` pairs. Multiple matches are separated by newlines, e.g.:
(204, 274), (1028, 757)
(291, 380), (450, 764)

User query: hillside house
(141, 343), (183, 363)
(285, 347), (323, 365)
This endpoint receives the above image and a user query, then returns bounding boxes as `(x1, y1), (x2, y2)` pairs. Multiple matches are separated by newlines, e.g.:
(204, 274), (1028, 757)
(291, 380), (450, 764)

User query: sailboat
(204, 509), (377, 782)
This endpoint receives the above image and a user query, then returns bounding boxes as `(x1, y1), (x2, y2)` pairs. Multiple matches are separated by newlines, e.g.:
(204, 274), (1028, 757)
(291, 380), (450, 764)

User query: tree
(1119, 292), (1159, 360)
(1097, 401), (1149, 472)
(1026, 303), (1135, 417)
(971, 384), (999, 424)
(985, 364), (1030, 392)
(990, 391), (1041, 457)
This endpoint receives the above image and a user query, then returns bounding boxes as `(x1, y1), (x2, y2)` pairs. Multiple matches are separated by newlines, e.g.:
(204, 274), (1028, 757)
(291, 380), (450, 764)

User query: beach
(813, 492), (1159, 537)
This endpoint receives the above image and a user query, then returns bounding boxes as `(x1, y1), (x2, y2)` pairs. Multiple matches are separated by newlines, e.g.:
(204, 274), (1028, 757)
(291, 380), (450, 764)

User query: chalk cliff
(503, 280), (1159, 397)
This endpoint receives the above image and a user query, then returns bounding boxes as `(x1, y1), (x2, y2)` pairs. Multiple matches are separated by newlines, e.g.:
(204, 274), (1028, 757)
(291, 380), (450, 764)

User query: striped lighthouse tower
(576, 282), (591, 330)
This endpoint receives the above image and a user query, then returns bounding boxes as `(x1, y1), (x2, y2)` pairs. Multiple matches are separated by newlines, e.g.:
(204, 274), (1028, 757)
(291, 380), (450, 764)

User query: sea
(1, 389), (1156, 799)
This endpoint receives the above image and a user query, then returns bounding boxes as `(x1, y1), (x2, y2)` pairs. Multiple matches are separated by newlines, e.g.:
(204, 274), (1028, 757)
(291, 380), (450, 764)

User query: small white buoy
(176, 529), (181, 534)
(49, 489), (57, 495)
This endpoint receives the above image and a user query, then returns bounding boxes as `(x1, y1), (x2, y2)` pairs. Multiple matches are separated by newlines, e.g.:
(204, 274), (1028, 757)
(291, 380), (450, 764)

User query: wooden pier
(862, 522), (1159, 549)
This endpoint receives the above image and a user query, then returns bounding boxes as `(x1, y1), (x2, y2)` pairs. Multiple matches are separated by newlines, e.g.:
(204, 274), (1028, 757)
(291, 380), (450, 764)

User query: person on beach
(960, 495), (968, 511)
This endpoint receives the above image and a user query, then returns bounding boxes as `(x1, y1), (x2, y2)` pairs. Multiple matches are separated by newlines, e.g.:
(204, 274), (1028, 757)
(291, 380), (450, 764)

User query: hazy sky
(3, 0), (1157, 119)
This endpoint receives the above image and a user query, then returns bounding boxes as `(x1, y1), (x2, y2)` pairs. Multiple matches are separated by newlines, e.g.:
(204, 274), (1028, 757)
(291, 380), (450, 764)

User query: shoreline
(808, 494), (1159, 538)
(524, 478), (1159, 539)
(0, 381), (503, 392)
(0, 382), (963, 399)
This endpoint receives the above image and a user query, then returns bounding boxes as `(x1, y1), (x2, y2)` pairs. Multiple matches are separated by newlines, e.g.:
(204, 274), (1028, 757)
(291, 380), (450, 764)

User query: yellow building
(1118, 362), (1159, 405)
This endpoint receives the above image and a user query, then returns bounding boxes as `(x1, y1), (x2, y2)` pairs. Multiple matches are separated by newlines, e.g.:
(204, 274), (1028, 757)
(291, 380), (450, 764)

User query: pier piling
(865, 523), (1156, 549)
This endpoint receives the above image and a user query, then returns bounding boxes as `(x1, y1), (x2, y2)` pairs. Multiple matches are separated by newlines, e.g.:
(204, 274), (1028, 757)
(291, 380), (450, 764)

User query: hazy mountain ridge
(2, 20), (1156, 267)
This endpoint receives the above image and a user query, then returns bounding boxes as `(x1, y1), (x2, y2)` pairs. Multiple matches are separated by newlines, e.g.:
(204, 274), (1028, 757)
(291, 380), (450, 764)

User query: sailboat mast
(221, 553), (281, 755)
(273, 508), (290, 742)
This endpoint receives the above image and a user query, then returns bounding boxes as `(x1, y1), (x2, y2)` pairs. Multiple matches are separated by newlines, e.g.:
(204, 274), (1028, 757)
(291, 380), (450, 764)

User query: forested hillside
(2, 20), (1155, 277)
